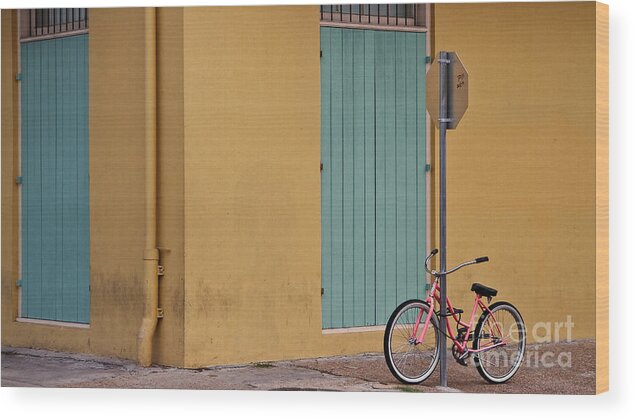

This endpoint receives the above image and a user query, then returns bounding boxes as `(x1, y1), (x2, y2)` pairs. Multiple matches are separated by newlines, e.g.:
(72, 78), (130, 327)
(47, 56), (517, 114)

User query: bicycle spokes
(474, 304), (526, 383)
(384, 301), (440, 384)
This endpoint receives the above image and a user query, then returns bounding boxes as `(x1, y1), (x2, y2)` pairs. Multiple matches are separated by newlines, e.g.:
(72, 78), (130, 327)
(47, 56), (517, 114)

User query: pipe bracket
(144, 248), (159, 261)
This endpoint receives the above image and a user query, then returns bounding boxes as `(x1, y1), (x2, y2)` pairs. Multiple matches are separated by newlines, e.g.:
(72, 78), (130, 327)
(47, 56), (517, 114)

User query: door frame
(319, 4), (433, 333)
(15, 10), (91, 327)
(16, 12), (23, 320)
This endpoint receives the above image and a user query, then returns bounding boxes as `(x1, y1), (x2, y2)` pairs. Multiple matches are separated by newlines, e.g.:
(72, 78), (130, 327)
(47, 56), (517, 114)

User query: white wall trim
(16, 317), (90, 329)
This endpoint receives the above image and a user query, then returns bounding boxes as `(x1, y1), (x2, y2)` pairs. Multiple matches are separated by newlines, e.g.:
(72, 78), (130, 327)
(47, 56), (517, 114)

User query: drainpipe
(137, 7), (159, 367)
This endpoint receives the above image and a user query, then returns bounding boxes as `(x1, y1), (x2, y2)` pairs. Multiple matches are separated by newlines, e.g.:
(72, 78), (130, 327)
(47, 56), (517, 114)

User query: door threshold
(16, 317), (90, 329)
(322, 325), (385, 334)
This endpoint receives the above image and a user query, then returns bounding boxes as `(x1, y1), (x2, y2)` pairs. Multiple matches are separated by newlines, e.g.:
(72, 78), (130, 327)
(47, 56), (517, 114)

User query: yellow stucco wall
(431, 2), (599, 344)
(1, 8), (186, 366)
(1, 5), (386, 369)
(181, 5), (386, 367)
(88, 7), (147, 360)
(2, 3), (605, 370)
(179, 3), (603, 367)
(1, 10), (19, 343)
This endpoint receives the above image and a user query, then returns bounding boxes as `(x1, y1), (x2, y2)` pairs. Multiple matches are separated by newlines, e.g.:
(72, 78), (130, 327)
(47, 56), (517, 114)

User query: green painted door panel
(321, 28), (426, 328)
(20, 34), (90, 324)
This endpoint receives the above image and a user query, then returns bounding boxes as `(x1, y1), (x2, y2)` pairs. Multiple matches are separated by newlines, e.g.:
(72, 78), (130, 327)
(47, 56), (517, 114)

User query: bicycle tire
(472, 301), (526, 384)
(384, 299), (440, 384)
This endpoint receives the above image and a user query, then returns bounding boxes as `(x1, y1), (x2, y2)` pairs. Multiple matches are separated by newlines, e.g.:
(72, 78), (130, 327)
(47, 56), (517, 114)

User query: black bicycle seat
(471, 283), (498, 297)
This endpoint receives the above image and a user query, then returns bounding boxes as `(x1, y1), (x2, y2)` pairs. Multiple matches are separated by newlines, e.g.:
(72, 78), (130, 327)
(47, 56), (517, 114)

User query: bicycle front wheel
(473, 301), (526, 383)
(384, 300), (440, 384)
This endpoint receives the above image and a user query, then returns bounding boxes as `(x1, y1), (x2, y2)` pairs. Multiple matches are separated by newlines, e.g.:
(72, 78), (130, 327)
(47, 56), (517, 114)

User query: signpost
(426, 51), (469, 388)
(427, 51), (469, 129)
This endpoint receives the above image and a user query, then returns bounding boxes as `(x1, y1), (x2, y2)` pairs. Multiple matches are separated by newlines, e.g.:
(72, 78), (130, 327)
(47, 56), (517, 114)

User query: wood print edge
(595, 0), (609, 395)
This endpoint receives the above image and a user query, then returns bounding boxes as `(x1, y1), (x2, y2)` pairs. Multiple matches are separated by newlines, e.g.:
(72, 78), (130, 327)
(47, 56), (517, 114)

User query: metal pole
(438, 51), (449, 388)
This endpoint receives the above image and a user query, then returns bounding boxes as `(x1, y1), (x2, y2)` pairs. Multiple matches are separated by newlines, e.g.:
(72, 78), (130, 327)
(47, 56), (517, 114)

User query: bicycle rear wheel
(473, 301), (526, 383)
(384, 300), (440, 384)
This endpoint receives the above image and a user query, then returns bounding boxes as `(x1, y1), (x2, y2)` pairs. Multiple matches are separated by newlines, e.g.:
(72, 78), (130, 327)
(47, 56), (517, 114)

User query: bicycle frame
(414, 278), (507, 354)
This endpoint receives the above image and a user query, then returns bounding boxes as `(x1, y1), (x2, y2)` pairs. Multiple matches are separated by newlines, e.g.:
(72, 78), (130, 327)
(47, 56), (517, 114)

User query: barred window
(20, 8), (88, 40)
(320, 4), (427, 30)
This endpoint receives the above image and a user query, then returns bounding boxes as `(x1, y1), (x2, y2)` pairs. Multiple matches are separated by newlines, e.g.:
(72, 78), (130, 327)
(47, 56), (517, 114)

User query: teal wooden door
(20, 35), (90, 323)
(321, 28), (426, 328)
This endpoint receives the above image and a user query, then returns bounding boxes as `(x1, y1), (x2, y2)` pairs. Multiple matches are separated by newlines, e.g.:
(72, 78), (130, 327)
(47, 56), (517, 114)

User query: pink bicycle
(384, 249), (526, 384)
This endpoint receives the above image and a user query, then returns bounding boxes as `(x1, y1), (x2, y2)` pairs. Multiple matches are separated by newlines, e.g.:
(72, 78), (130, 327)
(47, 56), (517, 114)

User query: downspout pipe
(137, 7), (158, 367)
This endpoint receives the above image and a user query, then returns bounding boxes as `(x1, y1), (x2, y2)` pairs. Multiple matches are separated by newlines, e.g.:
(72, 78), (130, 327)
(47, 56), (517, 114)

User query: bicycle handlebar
(424, 248), (489, 278)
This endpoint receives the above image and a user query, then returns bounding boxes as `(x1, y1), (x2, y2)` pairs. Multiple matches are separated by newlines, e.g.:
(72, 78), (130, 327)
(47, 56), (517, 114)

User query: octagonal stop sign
(426, 52), (469, 130)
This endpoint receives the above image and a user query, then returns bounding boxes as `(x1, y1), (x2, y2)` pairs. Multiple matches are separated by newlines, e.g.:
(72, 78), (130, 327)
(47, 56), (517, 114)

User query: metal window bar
(320, 4), (423, 29)
(28, 8), (88, 38)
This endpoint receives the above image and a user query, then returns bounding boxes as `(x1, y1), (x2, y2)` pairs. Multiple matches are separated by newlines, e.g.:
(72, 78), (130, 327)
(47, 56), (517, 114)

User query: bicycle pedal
(457, 353), (470, 366)
(452, 308), (464, 315)
(452, 350), (470, 366)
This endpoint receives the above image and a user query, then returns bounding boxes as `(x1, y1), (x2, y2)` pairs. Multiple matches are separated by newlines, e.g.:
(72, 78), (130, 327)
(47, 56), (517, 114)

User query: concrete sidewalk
(1, 347), (397, 392)
(1, 340), (596, 393)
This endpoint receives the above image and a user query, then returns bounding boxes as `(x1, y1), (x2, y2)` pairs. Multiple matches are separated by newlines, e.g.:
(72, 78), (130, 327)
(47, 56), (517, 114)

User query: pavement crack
(289, 363), (393, 387)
